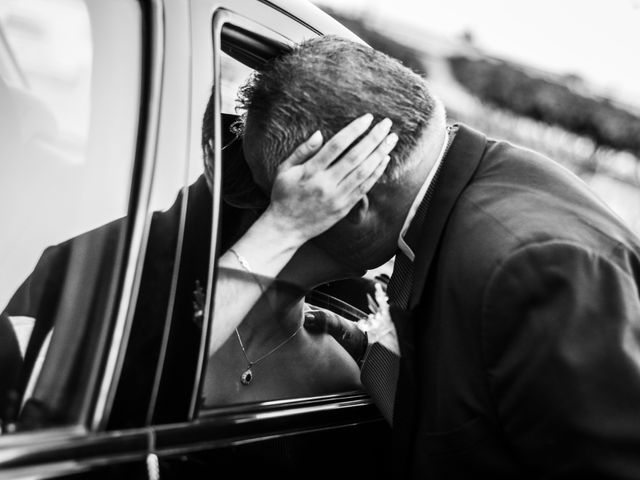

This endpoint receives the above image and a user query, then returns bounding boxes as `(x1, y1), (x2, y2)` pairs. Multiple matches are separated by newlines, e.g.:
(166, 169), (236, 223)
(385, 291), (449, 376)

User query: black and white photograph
(1, 0), (639, 478)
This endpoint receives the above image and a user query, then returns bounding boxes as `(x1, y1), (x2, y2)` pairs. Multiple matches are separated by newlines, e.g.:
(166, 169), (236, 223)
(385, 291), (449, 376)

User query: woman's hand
(264, 113), (398, 246)
(211, 115), (396, 355)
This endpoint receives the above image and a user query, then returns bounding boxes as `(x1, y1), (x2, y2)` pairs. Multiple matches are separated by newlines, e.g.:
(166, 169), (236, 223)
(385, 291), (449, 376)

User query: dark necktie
(386, 249), (413, 310)
(360, 127), (456, 425)
(361, 195), (435, 424)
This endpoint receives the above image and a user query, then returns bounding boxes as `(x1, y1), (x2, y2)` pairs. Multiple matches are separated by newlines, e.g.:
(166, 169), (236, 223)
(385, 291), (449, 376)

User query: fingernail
(380, 118), (393, 129)
(308, 130), (322, 146)
(386, 132), (399, 146)
(304, 312), (315, 321)
(360, 113), (374, 124)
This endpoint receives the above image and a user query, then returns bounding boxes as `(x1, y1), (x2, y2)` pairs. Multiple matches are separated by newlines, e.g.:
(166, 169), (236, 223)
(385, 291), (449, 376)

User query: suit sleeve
(482, 241), (640, 477)
(2, 244), (68, 392)
(3, 245), (66, 319)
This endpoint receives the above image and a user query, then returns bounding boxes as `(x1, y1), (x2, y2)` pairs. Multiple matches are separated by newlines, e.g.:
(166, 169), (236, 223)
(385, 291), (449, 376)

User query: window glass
(0, 0), (141, 432)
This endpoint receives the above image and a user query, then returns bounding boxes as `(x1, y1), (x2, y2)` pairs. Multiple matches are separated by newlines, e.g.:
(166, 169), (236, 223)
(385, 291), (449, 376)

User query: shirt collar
(397, 127), (450, 261)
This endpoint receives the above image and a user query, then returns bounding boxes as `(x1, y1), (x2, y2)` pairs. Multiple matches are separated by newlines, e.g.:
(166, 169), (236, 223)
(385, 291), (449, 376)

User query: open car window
(195, 10), (386, 414)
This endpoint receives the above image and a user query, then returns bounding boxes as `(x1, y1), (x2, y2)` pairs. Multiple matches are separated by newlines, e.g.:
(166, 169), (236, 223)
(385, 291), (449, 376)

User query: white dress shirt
(376, 126), (450, 356)
(397, 126), (450, 262)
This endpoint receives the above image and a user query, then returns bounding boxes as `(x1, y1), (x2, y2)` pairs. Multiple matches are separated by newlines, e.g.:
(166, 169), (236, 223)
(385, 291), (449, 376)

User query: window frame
(0, 0), (163, 441)
(194, 7), (380, 422)
(190, 8), (296, 420)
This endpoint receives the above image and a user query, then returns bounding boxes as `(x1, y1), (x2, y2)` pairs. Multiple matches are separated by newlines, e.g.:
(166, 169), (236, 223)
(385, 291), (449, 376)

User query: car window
(0, 0), (141, 433)
(202, 269), (368, 408)
(197, 26), (379, 412)
(221, 51), (253, 115)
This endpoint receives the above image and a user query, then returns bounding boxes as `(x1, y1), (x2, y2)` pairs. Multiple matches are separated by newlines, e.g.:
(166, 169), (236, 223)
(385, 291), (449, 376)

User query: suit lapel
(407, 124), (488, 310)
(390, 124), (488, 475)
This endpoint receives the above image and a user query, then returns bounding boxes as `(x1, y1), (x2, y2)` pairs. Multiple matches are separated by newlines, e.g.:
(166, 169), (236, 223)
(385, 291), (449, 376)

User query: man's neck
(397, 125), (450, 260)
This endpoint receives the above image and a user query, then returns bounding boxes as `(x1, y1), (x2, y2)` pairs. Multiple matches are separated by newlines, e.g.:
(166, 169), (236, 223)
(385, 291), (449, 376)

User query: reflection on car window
(0, 0), (141, 433)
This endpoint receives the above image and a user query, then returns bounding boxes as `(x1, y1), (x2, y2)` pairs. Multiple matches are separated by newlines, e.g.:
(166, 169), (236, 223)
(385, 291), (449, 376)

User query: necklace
(235, 321), (303, 385)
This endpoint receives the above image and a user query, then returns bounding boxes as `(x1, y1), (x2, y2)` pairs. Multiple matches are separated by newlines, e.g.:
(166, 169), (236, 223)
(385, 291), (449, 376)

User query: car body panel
(0, 1), (390, 478)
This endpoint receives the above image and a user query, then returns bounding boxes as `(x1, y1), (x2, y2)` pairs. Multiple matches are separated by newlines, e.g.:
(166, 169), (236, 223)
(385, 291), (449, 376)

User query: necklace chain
(235, 321), (302, 385)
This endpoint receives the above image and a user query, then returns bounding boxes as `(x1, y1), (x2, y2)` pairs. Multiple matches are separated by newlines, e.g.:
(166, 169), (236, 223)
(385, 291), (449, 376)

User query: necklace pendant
(241, 367), (253, 385)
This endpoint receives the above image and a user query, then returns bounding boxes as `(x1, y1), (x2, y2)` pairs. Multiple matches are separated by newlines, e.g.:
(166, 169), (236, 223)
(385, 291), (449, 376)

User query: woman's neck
(234, 240), (352, 346)
(235, 296), (304, 346)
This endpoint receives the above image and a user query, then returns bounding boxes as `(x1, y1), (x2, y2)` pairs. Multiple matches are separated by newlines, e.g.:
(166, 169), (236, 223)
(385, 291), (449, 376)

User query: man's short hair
(234, 35), (439, 185)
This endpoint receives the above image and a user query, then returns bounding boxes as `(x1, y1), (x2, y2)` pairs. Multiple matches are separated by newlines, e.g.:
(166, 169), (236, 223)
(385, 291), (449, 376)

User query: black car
(0, 1), (392, 478)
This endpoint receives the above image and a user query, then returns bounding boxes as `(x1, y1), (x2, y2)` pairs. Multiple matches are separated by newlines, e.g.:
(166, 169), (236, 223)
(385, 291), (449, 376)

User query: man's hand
(304, 305), (368, 365)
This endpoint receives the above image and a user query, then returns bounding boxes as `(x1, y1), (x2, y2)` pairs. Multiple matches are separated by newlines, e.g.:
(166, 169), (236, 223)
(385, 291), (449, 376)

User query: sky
(313, 0), (640, 109)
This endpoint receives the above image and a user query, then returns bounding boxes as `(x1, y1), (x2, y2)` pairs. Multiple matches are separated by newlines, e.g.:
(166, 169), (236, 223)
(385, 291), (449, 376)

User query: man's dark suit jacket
(391, 123), (640, 478)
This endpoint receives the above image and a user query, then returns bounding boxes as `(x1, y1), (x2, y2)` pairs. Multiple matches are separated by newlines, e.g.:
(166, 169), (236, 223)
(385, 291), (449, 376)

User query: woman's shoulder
(295, 330), (362, 387)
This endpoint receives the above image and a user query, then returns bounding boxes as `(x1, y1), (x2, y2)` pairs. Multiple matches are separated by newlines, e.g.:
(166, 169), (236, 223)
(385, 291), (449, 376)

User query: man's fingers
(304, 308), (345, 334)
(280, 130), (324, 170)
(304, 310), (334, 334)
(329, 118), (393, 179)
(303, 308), (368, 363)
(303, 311), (322, 332)
(304, 113), (374, 172)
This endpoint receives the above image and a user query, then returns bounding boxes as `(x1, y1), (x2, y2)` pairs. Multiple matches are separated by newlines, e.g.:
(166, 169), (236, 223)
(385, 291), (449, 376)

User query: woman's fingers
(265, 114), (398, 242)
(279, 130), (324, 169)
(329, 118), (393, 179)
(344, 152), (391, 200)
(280, 115), (391, 179)
(339, 130), (398, 193)
(303, 113), (374, 172)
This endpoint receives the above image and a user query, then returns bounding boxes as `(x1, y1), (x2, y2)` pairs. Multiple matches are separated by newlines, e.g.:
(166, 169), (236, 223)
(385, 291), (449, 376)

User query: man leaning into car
(232, 35), (640, 479)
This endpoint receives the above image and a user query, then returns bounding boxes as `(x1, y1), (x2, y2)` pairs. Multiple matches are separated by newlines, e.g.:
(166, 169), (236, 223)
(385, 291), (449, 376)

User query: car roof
(258, 0), (365, 44)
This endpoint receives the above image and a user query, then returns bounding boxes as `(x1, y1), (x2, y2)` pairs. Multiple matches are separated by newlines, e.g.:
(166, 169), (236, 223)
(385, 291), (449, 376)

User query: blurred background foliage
(321, 6), (640, 235)
(449, 55), (640, 157)
(324, 12), (428, 80)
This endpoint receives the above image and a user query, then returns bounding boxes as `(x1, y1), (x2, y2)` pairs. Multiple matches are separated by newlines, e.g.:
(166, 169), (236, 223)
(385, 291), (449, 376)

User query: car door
(0, 1), (392, 478)
(0, 0), (185, 477)
(142, 2), (393, 478)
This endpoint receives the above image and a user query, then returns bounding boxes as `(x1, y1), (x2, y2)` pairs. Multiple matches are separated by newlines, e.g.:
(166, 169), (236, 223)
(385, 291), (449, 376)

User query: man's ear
(346, 196), (369, 224)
